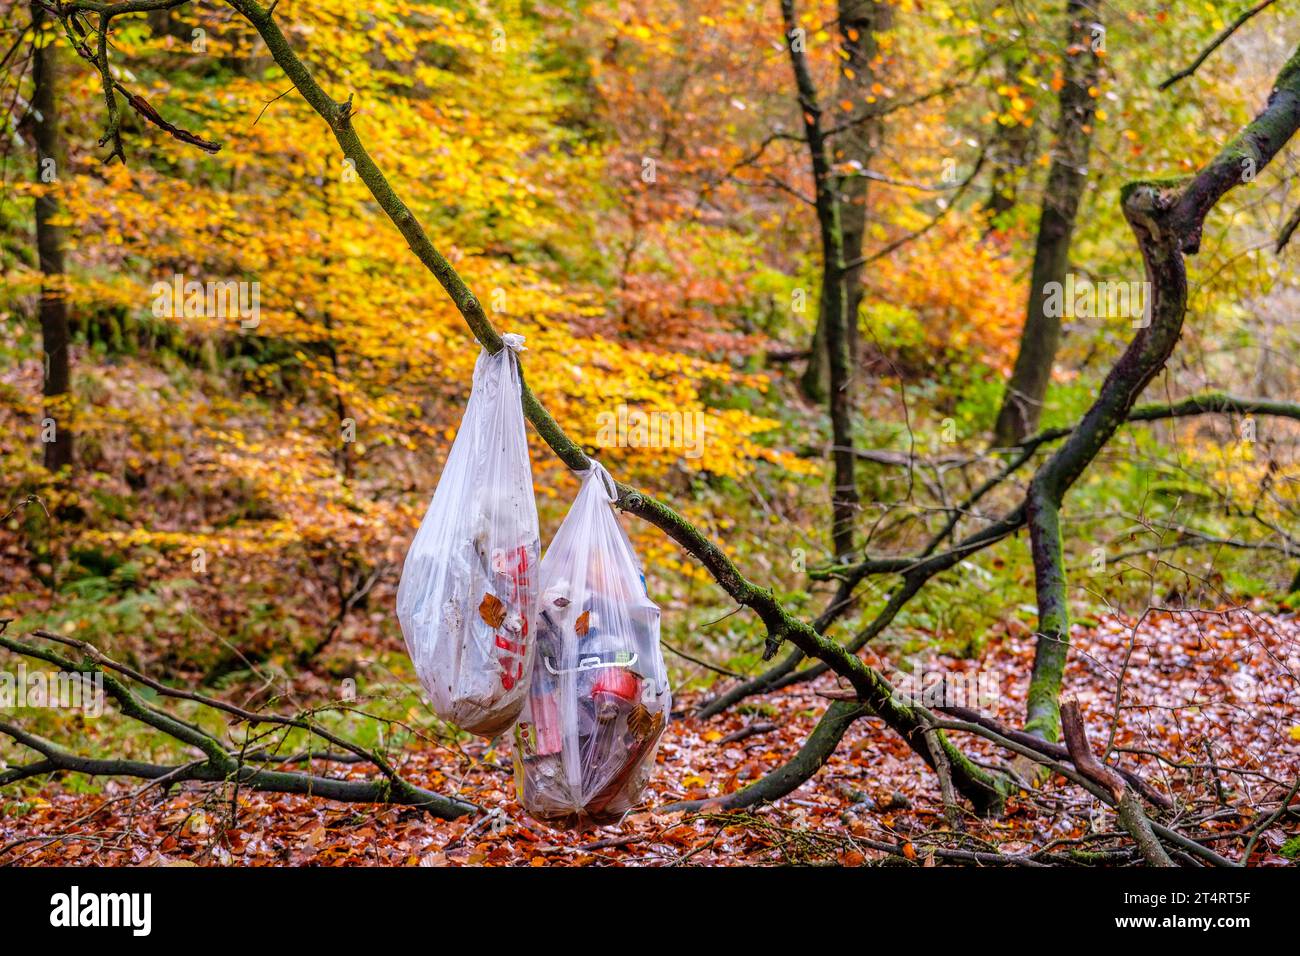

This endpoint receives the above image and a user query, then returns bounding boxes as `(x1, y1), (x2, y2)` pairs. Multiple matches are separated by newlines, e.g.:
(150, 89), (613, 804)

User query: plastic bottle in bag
(396, 334), (540, 738)
(513, 463), (671, 828)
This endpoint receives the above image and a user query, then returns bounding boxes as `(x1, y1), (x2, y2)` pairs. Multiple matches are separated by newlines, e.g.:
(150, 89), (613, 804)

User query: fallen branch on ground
(0, 626), (477, 820)
(1060, 698), (1173, 867)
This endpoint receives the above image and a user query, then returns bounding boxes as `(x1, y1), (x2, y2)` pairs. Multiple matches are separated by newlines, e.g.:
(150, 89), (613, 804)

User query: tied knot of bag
(500, 332), (526, 352)
(580, 459), (617, 503)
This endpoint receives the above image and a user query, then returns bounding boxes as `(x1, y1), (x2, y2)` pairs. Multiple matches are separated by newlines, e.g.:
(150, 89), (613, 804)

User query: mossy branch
(1021, 40), (1300, 741)
(0, 628), (477, 818)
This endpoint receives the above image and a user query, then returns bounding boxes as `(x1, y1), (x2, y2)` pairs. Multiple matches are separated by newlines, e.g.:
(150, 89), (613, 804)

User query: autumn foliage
(0, 0), (1297, 868)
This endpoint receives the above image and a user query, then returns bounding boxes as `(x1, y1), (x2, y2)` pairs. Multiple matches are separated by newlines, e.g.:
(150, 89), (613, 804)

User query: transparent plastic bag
(513, 462), (671, 828)
(396, 333), (540, 738)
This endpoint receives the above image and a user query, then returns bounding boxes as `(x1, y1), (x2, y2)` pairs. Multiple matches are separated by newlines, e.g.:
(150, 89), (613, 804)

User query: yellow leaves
(1289, 726), (1300, 742)
(0, 0), (856, 629)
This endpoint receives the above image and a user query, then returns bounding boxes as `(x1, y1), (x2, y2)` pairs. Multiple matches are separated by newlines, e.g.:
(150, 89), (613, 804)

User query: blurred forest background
(0, 0), (1297, 865)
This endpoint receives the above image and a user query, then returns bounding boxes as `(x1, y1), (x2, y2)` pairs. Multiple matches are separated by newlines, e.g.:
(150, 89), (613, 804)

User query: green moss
(1118, 176), (1189, 207)
(1274, 45), (1300, 90)
(1024, 685), (1063, 742)
(940, 734), (1014, 817)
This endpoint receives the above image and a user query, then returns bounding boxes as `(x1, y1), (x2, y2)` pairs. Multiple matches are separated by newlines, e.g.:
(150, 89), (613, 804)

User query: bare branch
(0, 630), (477, 819)
(1158, 0), (1281, 91)
(1276, 200), (1300, 252)
(1061, 698), (1175, 866)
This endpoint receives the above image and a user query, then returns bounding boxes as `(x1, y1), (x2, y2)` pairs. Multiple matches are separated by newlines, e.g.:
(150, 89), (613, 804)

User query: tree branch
(0, 630), (477, 818)
(1023, 41), (1300, 740)
(1158, 0), (1281, 91)
(1060, 698), (1174, 866)
(1276, 199), (1300, 252)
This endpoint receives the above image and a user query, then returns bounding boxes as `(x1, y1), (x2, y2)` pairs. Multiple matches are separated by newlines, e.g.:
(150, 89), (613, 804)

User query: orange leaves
(868, 217), (1023, 374)
(479, 594), (507, 629)
(5, 606), (1300, 866)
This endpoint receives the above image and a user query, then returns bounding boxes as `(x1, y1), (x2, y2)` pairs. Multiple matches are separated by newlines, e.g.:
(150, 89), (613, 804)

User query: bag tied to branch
(397, 333), (540, 737)
(513, 462), (671, 828)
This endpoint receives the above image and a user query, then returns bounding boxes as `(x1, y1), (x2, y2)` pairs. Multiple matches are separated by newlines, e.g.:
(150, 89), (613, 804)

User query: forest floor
(2, 608), (1297, 866)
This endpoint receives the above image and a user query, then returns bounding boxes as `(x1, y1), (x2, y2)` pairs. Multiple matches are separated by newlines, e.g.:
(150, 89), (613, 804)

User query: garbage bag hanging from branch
(396, 334), (540, 738)
(513, 463), (671, 828)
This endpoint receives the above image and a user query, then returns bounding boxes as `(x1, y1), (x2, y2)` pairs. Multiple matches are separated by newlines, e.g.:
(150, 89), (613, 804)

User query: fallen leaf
(479, 593), (506, 628)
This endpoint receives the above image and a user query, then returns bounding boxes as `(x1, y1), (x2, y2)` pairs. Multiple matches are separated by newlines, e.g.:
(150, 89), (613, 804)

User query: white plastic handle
(543, 653), (638, 676)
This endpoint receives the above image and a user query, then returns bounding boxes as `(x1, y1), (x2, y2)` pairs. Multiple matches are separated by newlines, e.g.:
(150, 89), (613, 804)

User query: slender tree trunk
(835, 0), (890, 375)
(992, 1), (1101, 446)
(30, 3), (73, 473)
(802, 293), (830, 403)
(799, 0), (889, 404)
(824, 255), (857, 561)
(783, 0), (859, 561)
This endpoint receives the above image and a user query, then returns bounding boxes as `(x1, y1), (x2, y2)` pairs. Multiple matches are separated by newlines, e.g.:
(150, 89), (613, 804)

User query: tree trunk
(992, 1), (1101, 446)
(799, 0), (889, 404)
(782, 0), (862, 561)
(801, 301), (830, 403)
(30, 2), (73, 473)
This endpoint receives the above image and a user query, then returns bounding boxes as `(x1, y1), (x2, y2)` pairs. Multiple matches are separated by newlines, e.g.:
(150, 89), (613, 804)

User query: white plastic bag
(397, 333), (540, 738)
(513, 462), (671, 828)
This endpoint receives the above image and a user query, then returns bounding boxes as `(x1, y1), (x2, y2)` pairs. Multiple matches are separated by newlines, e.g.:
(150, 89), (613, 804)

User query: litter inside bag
(396, 334), (540, 738)
(513, 463), (671, 828)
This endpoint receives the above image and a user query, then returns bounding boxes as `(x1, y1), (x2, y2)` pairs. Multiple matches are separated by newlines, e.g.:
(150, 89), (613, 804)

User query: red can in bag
(591, 667), (640, 704)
